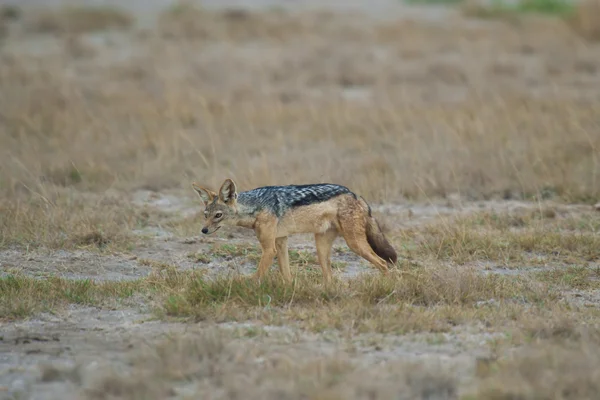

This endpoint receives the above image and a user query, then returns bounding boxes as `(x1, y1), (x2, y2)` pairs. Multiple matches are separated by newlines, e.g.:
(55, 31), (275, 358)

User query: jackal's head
(191, 179), (238, 235)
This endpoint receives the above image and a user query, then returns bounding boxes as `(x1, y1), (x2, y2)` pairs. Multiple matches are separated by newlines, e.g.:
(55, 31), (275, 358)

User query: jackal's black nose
(201, 228), (208, 234)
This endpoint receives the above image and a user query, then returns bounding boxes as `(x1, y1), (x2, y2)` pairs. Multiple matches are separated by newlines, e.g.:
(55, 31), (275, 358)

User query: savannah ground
(1, 0), (600, 399)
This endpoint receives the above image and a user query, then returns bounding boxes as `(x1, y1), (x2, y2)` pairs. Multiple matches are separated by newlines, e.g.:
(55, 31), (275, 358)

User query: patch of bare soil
(0, 306), (493, 399)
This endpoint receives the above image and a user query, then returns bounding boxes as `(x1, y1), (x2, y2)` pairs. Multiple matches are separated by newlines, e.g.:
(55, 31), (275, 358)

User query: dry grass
(566, 0), (600, 41)
(519, 312), (600, 343)
(169, 266), (548, 310)
(158, 3), (311, 41)
(0, 192), (141, 250)
(79, 317), (600, 400)
(1, 263), (559, 334)
(24, 6), (133, 35)
(4, 284), (594, 399)
(7, 77), (596, 203)
(464, 311), (600, 398)
(0, 264), (205, 320)
(34, 310), (600, 400)
(80, 328), (459, 400)
(0, 273), (141, 320)
(536, 265), (600, 289)
(211, 242), (260, 259)
(463, 0), (600, 44)
(1, 5), (600, 249)
(3, 4), (600, 399)
(399, 209), (600, 266)
(156, 263), (557, 334)
(472, 339), (600, 399)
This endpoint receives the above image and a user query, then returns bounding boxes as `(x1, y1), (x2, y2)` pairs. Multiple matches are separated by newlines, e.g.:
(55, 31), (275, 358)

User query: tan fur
(192, 179), (397, 284)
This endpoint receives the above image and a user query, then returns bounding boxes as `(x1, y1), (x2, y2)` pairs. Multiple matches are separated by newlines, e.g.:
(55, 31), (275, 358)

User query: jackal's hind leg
(338, 212), (389, 274)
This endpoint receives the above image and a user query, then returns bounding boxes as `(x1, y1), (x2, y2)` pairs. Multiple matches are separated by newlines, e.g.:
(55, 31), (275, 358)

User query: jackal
(192, 179), (397, 283)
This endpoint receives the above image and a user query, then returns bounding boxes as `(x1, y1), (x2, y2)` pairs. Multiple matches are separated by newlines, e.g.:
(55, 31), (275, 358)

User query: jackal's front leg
(254, 243), (276, 281)
(252, 217), (278, 282)
(275, 236), (292, 283)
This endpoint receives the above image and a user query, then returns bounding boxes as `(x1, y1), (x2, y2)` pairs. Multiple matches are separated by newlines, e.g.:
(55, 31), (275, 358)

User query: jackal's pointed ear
(191, 183), (217, 206)
(218, 179), (237, 203)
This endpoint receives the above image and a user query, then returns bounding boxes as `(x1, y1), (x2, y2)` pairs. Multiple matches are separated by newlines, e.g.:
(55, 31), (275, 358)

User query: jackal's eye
(215, 212), (223, 219)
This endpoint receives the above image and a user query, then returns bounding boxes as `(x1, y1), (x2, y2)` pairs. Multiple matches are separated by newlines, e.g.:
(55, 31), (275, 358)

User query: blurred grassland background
(0, 0), (599, 250)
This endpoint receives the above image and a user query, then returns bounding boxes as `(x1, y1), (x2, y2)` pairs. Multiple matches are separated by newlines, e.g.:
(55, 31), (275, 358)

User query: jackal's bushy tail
(365, 216), (397, 265)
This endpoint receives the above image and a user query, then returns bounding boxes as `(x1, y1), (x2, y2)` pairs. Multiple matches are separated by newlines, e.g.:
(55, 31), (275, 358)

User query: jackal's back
(238, 183), (354, 217)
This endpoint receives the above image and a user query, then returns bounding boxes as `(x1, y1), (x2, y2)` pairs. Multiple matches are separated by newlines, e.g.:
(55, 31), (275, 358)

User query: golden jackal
(192, 179), (397, 283)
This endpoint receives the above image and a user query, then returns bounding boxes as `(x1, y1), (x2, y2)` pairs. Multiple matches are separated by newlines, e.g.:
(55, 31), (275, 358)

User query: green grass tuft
(0, 274), (141, 320)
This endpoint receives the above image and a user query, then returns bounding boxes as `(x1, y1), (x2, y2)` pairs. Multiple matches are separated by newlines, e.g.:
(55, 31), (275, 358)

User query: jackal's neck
(231, 199), (259, 229)
(235, 195), (256, 213)
(236, 191), (263, 213)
